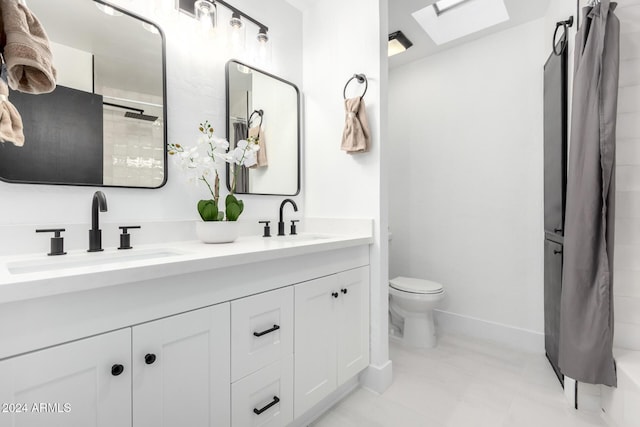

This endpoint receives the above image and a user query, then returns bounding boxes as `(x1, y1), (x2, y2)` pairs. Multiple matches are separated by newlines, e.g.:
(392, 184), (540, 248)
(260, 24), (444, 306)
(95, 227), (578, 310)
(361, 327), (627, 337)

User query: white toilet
(389, 276), (445, 348)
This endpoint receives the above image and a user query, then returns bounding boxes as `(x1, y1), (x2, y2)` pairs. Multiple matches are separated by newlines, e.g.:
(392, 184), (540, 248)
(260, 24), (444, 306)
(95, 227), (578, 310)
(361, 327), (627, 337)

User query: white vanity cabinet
(0, 304), (231, 427)
(0, 239), (372, 427)
(294, 266), (370, 418)
(132, 304), (231, 427)
(0, 329), (132, 427)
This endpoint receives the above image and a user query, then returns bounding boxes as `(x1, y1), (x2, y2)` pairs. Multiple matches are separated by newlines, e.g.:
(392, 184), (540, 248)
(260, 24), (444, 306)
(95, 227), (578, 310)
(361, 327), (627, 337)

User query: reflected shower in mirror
(226, 60), (300, 196)
(0, 0), (166, 188)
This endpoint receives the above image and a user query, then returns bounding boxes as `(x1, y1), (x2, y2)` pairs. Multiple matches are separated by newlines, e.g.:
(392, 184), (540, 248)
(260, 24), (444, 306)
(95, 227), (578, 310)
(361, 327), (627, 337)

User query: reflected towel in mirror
(0, 72), (24, 147)
(249, 126), (268, 168)
(341, 97), (370, 154)
(0, 0), (57, 94)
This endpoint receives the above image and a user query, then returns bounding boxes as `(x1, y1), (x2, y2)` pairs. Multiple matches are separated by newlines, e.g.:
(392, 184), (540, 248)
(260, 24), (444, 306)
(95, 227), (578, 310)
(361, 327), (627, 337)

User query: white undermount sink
(6, 249), (185, 275)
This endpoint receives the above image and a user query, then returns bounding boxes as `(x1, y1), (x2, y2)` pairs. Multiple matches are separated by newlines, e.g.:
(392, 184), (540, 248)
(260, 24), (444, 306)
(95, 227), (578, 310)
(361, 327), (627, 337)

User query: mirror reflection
(226, 60), (300, 196)
(0, 0), (166, 188)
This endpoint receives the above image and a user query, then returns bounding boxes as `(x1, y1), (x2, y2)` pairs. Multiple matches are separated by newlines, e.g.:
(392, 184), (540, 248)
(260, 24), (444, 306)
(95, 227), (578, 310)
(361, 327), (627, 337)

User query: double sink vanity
(0, 218), (373, 426)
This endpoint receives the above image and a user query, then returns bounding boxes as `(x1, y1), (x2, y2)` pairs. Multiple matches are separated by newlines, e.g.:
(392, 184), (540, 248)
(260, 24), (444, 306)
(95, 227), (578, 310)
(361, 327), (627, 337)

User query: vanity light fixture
(229, 12), (245, 49)
(180, 0), (270, 57)
(388, 31), (413, 56)
(194, 0), (217, 33)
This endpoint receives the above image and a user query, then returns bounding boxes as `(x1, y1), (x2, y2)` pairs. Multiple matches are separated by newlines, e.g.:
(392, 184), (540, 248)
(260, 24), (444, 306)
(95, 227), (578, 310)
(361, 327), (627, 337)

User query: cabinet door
(544, 239), (564, 382)
(132, 304), (231, 427)
(294, 275), (338, 418)
(231, 355), (293, 427)
(336, 267), (370, 385)
(231, 287), (294, 382)
(0, 329), (131, 427)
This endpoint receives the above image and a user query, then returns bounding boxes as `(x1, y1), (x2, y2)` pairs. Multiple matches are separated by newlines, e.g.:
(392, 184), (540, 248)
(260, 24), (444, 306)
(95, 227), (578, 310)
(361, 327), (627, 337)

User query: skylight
(412, 0), (509, 45)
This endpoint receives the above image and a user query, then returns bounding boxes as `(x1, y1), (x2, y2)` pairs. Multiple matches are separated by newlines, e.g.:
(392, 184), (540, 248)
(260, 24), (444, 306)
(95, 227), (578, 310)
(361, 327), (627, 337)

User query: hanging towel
(341, 97), (370, 154)
(0, 0), (56, 94)
(249, 126), (268, 168)
(232, 121), (249, 193)
(0, 77), (25, 147)
(559, 0), (619, 387)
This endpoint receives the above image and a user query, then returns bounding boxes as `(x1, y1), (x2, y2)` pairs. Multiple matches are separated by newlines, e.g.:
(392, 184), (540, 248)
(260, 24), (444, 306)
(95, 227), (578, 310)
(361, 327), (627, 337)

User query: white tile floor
(311, 335), (608, 427)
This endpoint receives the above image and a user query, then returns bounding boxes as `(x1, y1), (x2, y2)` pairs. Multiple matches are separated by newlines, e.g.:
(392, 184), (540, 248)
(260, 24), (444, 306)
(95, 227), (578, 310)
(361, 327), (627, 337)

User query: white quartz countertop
(0, 230), (373, 304)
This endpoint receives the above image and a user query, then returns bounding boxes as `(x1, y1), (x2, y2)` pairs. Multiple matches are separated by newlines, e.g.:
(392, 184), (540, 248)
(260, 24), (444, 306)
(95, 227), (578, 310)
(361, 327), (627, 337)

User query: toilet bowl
(389, 276), (445, 348)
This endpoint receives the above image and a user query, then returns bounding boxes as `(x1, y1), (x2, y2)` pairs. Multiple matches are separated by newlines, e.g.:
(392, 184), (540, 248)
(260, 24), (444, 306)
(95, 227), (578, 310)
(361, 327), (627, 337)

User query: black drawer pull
(554, 228), (563, 233)
(554, 250), (562, 255)
(253, 324), (280, 337)
(111, 364), (124, 376)
(253, 396), (280, 415)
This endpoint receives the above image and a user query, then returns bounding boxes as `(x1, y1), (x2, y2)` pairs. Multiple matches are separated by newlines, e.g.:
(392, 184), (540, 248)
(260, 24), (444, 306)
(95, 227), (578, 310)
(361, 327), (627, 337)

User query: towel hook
(248, 109), (263, 129)
(552, 16), (573, 56)
(343, 74), (368, 100)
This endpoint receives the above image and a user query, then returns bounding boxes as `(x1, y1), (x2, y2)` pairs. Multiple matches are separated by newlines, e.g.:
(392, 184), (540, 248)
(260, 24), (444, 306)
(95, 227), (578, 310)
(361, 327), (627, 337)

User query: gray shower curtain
(232, 121), (250, 193)
(559, 0), (619, 387)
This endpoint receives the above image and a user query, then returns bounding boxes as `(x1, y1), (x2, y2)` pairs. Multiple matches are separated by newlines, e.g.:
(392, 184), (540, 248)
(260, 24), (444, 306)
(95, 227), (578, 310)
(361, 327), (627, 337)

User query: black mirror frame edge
(0, 0), (169, 190)
(225, 59), (301, 197)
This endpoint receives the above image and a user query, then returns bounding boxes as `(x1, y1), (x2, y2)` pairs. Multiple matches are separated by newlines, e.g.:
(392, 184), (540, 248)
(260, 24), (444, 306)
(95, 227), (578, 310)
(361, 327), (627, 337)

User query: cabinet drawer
(231, 355), (294, 427)
(231, 287), (293, 382)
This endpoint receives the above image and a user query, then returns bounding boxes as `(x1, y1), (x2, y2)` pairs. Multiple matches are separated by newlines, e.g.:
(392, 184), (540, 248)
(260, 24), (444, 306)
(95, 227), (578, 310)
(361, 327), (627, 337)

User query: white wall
(389, 19), (546, 351)
(613, 0), (640, 351)
(0, 0), (303, 248)
(301, 0), (391, 391)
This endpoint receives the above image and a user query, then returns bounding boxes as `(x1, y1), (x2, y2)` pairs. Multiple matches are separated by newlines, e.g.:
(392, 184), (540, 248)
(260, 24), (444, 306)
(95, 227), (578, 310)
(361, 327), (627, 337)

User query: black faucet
(88, 191), (108, 252)
(278, 199), (298, 236)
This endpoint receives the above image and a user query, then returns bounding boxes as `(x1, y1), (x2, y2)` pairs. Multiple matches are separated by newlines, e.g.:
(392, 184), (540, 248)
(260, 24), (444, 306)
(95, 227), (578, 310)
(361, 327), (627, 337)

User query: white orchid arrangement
(168, 120), (259, 221)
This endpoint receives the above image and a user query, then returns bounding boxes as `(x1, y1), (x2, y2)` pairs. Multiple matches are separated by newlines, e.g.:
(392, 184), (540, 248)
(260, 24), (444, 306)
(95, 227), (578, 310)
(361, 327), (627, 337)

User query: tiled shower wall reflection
(102, 88), (164, 187)
(614, 0), (640, 350)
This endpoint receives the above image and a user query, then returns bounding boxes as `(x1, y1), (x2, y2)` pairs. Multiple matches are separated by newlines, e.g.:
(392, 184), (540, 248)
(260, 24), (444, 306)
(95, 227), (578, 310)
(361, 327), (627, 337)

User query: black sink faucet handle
(258, 221), (271, 238)
(290, 220), (299, 235)
(118, 226), (141, 250)
(36, 228), (67, 256)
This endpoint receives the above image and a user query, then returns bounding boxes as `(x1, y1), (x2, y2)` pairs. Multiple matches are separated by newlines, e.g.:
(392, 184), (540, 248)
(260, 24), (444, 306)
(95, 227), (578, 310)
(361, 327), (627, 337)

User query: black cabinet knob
(145, 353), (157, 365)
(111, 364), (124, 376)
(341, 288), (348, 295)
(332, 292), (339, 298)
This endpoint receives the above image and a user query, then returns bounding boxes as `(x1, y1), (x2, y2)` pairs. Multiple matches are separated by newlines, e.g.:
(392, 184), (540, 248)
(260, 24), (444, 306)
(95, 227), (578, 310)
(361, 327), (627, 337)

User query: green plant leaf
(197, 199), (219, 221)
(225, 194), (243, 221)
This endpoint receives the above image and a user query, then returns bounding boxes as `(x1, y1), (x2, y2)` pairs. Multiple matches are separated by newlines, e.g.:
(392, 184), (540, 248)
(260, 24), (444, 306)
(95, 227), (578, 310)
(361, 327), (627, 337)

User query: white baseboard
(361, 360), (393, 394)
(434, 309), (544, 353)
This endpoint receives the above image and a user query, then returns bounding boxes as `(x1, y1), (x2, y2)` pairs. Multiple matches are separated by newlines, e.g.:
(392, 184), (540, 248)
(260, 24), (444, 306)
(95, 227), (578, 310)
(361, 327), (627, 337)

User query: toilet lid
(390, 276), (443, 294)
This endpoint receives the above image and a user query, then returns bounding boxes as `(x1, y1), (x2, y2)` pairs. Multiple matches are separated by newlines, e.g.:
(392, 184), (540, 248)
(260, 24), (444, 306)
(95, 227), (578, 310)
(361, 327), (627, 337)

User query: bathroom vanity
(0, 225), (372, 426)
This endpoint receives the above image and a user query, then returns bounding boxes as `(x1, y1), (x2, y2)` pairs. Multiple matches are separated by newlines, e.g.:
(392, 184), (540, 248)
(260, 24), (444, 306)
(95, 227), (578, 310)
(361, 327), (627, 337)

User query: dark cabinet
(543, 43), (568, 385)
(544, 239), (563, 383)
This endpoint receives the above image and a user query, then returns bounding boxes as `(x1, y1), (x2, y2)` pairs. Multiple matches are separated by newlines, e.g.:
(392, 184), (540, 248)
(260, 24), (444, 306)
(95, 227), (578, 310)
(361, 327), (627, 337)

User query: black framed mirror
(225, 60), (300, 196)
(0, 0), (167, 188)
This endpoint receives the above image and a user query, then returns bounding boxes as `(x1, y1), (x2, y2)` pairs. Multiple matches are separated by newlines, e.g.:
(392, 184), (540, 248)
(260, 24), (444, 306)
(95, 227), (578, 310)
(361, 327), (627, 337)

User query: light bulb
(229, 12), (245, 50)
(256, 28), (270, 62)
(194, 0), (216, 34)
